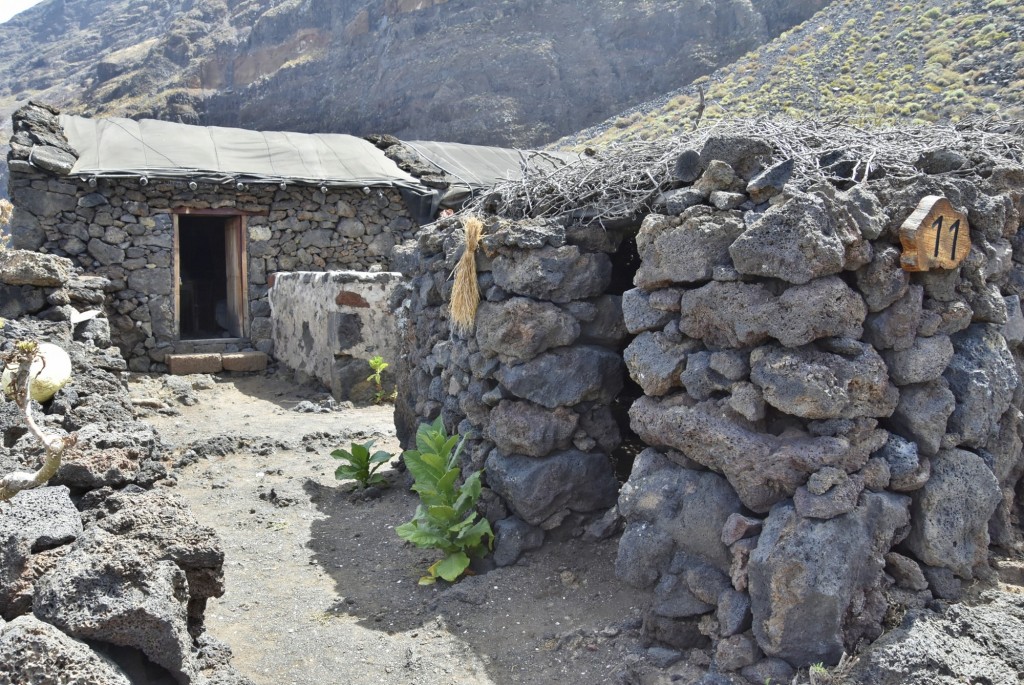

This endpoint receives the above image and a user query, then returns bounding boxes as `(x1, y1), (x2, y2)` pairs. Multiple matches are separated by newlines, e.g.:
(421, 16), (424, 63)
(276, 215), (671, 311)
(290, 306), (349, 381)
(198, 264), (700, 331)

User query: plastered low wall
(269, 270), (402, 401)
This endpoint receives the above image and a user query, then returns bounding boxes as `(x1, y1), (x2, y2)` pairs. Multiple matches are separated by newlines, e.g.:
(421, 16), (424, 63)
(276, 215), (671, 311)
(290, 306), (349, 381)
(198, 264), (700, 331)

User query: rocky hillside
(567, 0), (1024, 148)
(0, 0), (828, 148)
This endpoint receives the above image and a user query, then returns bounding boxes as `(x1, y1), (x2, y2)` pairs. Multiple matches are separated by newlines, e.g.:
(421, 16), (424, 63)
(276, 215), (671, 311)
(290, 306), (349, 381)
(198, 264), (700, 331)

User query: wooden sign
(899, 195), (970, 271)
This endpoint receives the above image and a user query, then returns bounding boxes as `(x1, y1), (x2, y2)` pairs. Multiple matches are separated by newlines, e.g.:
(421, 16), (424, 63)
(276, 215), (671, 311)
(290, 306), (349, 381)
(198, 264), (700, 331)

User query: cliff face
(1, 0), (829, 147)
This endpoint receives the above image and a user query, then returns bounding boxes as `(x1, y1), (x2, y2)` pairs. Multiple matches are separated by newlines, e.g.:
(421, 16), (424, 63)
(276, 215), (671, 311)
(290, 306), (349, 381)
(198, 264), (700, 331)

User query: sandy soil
(130, 371), (662, 685)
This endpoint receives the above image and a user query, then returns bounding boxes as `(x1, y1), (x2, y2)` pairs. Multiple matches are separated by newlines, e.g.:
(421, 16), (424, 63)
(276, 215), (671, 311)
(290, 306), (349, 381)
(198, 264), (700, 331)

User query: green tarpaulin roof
(405, 140), (577, 191)
(61, 115), (421, 189)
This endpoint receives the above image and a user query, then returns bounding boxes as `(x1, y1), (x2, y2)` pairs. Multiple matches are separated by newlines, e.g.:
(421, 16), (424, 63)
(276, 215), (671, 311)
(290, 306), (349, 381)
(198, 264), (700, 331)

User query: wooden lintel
(173, 207), (268, 217)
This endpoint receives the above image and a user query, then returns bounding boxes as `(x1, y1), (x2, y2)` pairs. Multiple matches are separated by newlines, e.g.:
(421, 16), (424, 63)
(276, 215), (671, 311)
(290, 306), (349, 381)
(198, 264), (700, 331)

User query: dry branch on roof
(465, 116), (1024, 224)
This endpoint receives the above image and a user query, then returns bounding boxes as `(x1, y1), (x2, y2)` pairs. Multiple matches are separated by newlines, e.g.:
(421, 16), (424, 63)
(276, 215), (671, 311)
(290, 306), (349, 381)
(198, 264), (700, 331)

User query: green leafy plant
(367, 355), (396, 404)
(330, 439), (391, 489)
(395, 418), (493, 584)
(808, 662), (832, 685)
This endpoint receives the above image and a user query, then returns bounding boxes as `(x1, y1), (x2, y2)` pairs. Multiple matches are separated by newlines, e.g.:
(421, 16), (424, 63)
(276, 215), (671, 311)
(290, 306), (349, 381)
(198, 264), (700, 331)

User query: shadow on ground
(302, 475), (651, 685)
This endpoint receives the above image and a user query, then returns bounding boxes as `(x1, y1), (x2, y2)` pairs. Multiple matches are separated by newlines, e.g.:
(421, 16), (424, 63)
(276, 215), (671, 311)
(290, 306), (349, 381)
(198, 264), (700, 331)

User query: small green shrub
(330, 439), (391, 489)
(367, 355), (396, 404)
(396, 418), (493, 585)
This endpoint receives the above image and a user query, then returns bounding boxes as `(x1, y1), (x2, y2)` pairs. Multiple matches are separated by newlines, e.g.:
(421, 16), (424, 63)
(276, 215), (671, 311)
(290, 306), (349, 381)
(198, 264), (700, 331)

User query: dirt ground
(129, 370), (670, 685)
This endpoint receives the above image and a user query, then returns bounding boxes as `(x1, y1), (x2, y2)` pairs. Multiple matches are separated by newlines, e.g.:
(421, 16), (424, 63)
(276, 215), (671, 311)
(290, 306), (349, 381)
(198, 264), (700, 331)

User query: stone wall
(398, 135), (1024, 677)
(6, 103), (418, 371)
(616, 143), (1024, 676)
(269, 270), (402, 402)
(394, 215), (634, 539)
(0, 249), (252, 684)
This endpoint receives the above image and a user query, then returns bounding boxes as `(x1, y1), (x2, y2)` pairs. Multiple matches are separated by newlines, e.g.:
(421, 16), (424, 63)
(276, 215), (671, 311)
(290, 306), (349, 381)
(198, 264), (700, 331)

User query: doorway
(175, 214), (248, 340)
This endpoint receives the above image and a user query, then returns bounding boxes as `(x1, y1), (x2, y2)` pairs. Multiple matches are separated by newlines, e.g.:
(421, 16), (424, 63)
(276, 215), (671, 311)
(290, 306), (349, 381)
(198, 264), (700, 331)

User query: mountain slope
(566, 0), (1024, 148)
(0, 0), (829, 149)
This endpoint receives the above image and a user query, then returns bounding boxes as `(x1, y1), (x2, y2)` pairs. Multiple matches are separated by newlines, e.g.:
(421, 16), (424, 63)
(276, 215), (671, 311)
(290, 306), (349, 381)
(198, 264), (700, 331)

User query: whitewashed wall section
(269, 270), (402, 400)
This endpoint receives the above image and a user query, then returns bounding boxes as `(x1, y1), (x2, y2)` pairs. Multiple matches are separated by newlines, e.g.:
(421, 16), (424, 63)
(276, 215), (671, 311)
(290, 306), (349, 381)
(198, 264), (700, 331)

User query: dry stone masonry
(399, 133), (1024, 678)
(6, 103), (418, 371)
(394, 215), (629, 536)
(0, 249), (252, 684)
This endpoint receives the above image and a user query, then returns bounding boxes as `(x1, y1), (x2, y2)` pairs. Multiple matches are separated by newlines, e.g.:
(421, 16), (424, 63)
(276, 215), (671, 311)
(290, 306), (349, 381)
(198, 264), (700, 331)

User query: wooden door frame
(172, 211), (249, 340)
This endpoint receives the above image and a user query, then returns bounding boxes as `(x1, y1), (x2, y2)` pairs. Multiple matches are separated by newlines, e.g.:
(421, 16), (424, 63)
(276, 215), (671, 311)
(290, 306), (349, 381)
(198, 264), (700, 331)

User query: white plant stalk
(0, 342), (77, 501)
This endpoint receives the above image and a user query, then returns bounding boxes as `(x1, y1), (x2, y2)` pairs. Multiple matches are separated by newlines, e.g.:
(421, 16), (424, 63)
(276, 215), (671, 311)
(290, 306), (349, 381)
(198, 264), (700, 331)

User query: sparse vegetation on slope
(569, 0), (1024, 148)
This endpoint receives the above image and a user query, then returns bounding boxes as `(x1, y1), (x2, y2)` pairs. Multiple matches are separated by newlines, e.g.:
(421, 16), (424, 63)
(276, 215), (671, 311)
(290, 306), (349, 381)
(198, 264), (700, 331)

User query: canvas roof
(60, 115), (421, 189)
(404, 140), (578, 191)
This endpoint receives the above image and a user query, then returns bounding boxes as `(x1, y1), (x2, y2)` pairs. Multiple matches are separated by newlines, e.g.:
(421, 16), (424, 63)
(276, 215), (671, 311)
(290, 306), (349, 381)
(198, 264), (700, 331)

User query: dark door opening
(176, 215), (246, 340)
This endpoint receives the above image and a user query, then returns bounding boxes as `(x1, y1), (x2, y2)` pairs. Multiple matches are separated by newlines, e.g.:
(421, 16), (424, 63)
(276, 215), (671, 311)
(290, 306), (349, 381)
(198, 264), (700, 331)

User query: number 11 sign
(899, 195), (971, 271)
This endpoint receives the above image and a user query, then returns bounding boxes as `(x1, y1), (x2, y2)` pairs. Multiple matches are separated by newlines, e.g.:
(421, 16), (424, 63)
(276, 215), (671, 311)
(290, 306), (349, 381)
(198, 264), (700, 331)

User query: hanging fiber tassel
(449, 217), (483, 335)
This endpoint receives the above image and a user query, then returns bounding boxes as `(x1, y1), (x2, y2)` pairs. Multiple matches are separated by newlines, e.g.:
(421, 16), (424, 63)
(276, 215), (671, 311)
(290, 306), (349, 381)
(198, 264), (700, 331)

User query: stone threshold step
(166, 352), (268, 375)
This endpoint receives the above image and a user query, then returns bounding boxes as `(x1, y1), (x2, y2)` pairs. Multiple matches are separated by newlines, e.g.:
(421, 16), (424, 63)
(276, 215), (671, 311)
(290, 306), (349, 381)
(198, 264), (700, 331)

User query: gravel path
(134, 372), (651, 685)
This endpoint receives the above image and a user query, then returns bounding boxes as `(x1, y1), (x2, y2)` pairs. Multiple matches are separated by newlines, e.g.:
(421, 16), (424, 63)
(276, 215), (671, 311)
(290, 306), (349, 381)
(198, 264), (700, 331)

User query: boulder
(694, 160), (745, 196)
(980, 406), (1024, 548)
(629, 396), (887, 513)
(77, 488), (225, 622)
(491, 516), (544, 567)
(944, 324), (1019, 448)
(484, 400), (577, 457)
(677, 278), (866, 349)
(653, 187), (705, 215)
(750, 342), (898, 419)
(678, 281), (774, 348)
(652, 572), (714, 618)
(748, 492), (910, 667)
(793, 467), (864, 519)
(624, 332), (697, 396)
(699, 135), (773, 180)
(634, 209), (745, 288)
(681, 350), (735, 400)
(729, 194), (845, 284)
(841, 592), (1024, 685)
(474, 297), (579, 364)
(621, 287), (674, 333)
(884, 552), (928, 591)
(715, 633), (761, 672)
(28, 145), (77, 175)
(491, 245), (611, 303)
(864, 285), (923, 351)
(618, 450), (740, 573)
(856, 246), (910, 313)
(873, 434), (930, 492)
(0, 250), (73, 287)
(888, 380), (955, 456)
(616, 521), (675, 589)
(0, 485), (82, 553)
(791, 289), (878, 350)
(495, 346), (623, 409)
(0, 614), (131, 685)
(881, 335), (954, 386)
(484, 449), (619, 526)
(903, 448), (1001, 579)
(717, 588), (752, 637)
(746, 159), (794, 204)
(33, 529), (200, 684)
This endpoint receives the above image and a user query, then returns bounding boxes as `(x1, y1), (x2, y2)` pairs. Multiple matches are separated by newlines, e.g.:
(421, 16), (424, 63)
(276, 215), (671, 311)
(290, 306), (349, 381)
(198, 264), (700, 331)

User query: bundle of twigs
(465, 116), (1024, 223)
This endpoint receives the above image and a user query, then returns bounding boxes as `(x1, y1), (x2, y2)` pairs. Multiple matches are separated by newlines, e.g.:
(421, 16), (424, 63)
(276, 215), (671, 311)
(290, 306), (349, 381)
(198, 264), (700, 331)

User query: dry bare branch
(465, 117), (1024, 225)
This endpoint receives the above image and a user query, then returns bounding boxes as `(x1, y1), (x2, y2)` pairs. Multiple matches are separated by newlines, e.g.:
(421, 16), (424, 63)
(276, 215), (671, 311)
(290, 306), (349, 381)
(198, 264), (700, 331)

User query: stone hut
(5, 102), (423, 371)
(5, 103), (574, 374)
(397, 125), (1024, 678)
